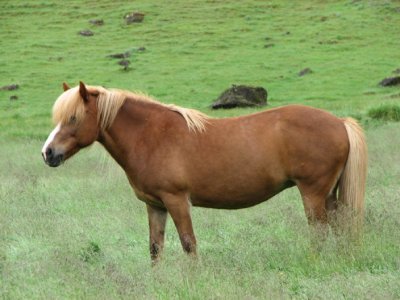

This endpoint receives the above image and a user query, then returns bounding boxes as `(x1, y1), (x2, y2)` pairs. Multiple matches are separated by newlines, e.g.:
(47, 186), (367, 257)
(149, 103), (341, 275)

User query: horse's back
(180, 105), (348, 208)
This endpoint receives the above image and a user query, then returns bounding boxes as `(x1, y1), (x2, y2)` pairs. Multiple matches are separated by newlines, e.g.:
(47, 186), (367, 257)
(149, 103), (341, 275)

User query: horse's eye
(69, 116), (77, 124)
(90, 92), (99, 97)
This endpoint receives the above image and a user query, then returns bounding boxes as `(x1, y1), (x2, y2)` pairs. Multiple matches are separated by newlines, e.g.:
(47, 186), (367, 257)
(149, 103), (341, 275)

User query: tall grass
(368, 104), (400, 122)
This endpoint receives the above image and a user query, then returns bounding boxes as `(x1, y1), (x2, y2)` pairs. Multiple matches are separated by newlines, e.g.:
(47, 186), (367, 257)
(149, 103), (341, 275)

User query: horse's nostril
(46, 147), (53, 157)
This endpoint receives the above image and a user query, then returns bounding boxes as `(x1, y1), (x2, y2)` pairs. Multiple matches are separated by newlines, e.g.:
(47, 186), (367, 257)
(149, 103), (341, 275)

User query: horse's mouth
(44, 153), (64, 167)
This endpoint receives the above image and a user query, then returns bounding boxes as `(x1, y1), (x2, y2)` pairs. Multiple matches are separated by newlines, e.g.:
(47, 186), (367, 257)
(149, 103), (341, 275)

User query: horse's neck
(97, 99), (169, 169)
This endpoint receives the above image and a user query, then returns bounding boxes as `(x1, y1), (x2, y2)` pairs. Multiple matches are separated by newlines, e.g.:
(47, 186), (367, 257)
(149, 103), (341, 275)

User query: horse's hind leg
(147, 204), (168, 264)
(326, 185), (339, 234)
(297, 182), (332, 251)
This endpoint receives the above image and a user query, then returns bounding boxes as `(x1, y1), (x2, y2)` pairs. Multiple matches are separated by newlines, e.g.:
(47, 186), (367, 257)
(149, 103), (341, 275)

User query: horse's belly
(189, 183), (288, 209)
(186, 159), (291, 209)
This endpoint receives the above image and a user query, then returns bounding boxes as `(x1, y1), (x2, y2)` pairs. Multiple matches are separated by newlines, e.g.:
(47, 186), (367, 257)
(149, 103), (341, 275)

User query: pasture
(1, 0), (400, 299)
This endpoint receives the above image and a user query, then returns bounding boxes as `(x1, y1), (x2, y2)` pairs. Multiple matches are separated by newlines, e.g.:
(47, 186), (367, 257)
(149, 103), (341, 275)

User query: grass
(1, 0), (400, 138)
(368, 104), (400, 122)
(1, 0), (400, 299)
(1, 125), (400, 299)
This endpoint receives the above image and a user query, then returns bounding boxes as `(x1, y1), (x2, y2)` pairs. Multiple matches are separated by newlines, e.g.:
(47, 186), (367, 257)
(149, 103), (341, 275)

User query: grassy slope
(1, 0), (400, 299)
(1, 0), (400, 138)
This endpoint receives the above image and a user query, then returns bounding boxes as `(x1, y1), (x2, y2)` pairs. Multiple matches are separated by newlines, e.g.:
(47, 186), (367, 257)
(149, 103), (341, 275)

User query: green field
(1, 0), (400, 299)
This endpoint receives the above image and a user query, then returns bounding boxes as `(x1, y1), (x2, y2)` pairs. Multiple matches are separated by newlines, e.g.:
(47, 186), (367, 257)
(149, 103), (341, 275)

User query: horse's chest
(131, 184), (165, 208)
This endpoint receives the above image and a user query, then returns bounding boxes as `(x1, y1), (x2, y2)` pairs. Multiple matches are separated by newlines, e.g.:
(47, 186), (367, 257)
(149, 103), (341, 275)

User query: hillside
(1, 0), (399, 138)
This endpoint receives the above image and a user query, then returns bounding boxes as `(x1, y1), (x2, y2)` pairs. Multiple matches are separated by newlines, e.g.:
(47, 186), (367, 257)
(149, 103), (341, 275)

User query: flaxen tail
(338, 118), (368, 235)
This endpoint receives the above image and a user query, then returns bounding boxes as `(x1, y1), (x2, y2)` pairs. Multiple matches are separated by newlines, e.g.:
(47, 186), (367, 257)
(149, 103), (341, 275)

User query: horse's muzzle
(42, 147), (64, 167)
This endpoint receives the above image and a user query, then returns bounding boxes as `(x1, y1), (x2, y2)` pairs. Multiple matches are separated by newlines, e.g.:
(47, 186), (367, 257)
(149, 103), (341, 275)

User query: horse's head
(42, 82), (101, 167)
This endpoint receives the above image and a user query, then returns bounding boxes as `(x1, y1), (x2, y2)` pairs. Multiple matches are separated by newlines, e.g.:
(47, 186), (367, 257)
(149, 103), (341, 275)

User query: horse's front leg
(161, 192), (197, 256)
(146, 204), (168, 264)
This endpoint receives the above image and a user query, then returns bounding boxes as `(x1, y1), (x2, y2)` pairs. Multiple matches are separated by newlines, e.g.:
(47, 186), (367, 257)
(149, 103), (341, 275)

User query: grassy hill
(1, 0), (400, 138)
(1, 1), (400, 299)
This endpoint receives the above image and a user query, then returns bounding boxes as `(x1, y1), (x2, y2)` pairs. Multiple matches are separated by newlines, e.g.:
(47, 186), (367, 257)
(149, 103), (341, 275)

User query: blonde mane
(52, 85), (209, 132)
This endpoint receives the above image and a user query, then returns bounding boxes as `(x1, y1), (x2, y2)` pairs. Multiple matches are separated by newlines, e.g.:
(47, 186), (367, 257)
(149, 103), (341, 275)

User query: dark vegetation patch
(80, 241), (102, 263)
(368, 104), (400, 122)
(392, 68), (400, 74)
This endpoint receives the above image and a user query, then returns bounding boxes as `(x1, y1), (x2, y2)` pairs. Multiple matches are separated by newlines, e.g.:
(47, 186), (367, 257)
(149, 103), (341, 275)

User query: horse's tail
(338, 118), (367, 235)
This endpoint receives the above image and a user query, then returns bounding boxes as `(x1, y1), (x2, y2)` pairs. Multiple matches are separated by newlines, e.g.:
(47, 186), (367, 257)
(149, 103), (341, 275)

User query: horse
(42, 82), (367, 263)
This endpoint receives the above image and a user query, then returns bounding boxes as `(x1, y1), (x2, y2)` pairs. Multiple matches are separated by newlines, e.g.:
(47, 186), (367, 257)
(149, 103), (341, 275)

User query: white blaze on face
(42, 123), (61, 160)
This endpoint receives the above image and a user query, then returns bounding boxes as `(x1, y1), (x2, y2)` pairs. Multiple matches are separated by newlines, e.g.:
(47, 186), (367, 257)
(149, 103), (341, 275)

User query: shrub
(367, 104), (400, 122)
(80, 241), (101, 263)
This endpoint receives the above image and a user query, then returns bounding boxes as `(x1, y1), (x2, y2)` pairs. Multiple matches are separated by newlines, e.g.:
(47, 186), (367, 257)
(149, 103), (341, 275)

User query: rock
(107, 51), (131, 59)
(89, 19), (104, 26)
(1, 84), (19, 91)
(125, 12), (145, 24)
(118, 59), (130, 70)
(79, 30), (94, 36)
(298, 68), (312, 76)
(10, 95), (18, 101)
(211, 85), (267, 109)
(379, 76), (400, 87)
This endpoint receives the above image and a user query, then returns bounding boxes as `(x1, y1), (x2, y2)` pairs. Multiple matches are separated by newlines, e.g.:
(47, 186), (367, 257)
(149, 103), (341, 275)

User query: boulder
(379, 76), (400, 87)
(211, 85), (267, 109)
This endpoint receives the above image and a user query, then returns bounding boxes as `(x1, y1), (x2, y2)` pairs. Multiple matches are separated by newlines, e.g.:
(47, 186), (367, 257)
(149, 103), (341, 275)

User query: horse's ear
(62, 82), (70, 91)
(79, 81), (89, 102)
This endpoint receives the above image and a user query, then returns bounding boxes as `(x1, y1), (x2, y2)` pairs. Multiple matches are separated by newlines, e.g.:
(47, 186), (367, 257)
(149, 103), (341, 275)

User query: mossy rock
(211, 85), (267, 109)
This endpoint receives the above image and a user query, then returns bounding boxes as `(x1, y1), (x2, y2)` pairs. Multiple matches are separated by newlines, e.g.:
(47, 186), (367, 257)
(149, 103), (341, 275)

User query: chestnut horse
(42, 82), (367, 262)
